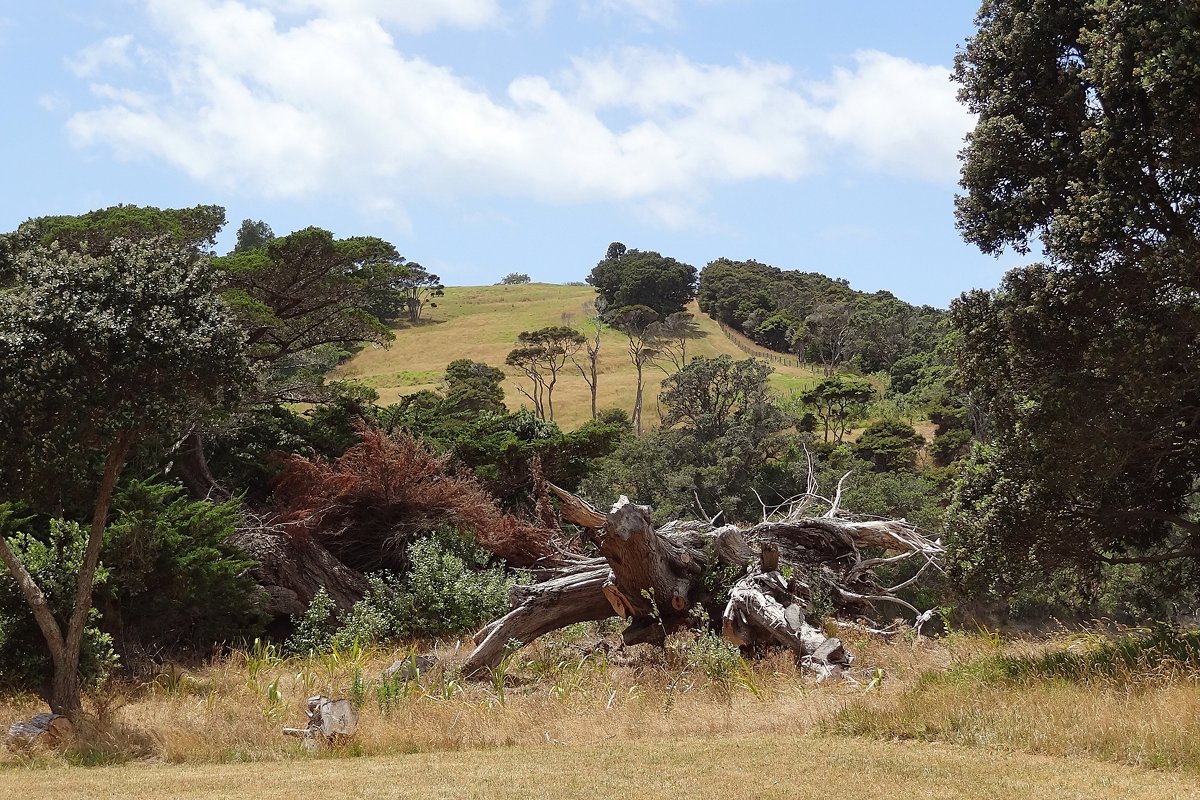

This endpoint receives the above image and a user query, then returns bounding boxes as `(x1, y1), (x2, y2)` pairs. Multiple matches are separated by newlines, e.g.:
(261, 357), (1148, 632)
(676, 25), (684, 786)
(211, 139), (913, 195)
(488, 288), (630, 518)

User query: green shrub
(100, 481), (266, 656)
(0, 507), (117, 691)
(284, 586), (339, 655)
(286, 527), (516, 654)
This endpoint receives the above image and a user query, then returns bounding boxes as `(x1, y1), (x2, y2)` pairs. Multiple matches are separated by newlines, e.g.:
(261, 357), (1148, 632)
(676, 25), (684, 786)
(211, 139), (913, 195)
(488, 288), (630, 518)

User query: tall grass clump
(828, 625), (1200, 771)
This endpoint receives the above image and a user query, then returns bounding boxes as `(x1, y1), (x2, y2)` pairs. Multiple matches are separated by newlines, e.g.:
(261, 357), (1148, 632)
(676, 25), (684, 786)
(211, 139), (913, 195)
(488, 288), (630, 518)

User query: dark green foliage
(798, 376), (875, 444)
(587, 245), (697, 317)
(584, 356), (789, 522)
(442, 359), (507, 415)
(660, 356), (783, 442)
(853, 420), (925, 472)
(0, 236), (247, 517)
(232, 219), (274, 253)
(0, 508), (117, 691)
(98, 481), (265, 657)
(498, 272), (531, 285)
(949, 0), (1200, 608)
(929, 429), (972, 468)
(215, 227), (406, 365)
(22, 203), (227, 257)
(697, 258), (946, 371)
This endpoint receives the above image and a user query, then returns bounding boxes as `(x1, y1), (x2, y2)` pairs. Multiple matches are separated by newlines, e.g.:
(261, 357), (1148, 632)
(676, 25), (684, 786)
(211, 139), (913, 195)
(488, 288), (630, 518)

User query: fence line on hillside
(715, 321), (804, 369)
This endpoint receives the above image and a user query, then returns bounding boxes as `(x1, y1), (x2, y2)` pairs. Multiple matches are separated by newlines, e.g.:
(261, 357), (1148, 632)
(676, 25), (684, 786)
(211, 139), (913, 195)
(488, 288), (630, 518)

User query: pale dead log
(466, 482), (942, 675)
(6, 713), (73, 751)
(466, 565), (614, 672)
(282, 696), (358, 750)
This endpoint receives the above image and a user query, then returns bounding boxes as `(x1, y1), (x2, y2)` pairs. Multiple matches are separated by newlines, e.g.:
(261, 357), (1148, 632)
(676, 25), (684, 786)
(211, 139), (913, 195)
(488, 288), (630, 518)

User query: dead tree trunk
(465, 481), (941, 675)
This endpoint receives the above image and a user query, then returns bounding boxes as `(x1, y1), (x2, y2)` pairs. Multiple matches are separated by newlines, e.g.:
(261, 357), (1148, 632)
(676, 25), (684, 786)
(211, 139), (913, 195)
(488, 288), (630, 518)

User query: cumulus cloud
(65, 1), (971, 224)
(67, 34), (135, 78)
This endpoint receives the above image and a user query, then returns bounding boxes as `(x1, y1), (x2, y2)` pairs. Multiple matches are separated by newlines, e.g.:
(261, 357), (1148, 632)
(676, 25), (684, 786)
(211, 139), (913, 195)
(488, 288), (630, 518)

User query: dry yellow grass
(3, 734), (1197, 800)
(4, 627), (1200, 797)
(334, 284), (822, 430)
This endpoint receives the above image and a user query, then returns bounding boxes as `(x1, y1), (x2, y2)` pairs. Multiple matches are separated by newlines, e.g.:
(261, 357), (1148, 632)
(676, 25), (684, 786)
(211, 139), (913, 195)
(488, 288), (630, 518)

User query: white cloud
(65, 2), (971, 227)
(815, 50), (969, 183)
(68, 34), (134, 78)
(259, 0), (502, 33)
(594, 0), (679, 26)
(527, 0), (555, 28)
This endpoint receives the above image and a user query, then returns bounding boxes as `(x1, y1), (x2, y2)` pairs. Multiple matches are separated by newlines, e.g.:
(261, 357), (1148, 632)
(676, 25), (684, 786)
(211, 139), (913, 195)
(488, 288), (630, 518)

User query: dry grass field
(3, 626), (1200, 798)
(334, 284), (823, 430)
(4, 734), (1197, 800)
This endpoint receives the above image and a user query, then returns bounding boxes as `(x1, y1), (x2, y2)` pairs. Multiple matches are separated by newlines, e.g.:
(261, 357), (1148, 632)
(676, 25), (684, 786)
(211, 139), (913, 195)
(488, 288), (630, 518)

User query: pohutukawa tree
(948, 0), (1200, 598)
(0, 236), (245, 716)
(610, 305), (663, 434)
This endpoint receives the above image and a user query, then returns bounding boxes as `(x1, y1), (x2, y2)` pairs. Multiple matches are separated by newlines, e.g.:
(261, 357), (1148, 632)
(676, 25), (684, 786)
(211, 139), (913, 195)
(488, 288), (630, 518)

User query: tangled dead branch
(466, 475), (942, 678)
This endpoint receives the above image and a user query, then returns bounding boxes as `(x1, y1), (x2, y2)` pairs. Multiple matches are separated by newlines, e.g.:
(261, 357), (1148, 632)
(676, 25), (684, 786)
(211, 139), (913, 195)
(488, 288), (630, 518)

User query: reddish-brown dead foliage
(271, 427), (556, 570)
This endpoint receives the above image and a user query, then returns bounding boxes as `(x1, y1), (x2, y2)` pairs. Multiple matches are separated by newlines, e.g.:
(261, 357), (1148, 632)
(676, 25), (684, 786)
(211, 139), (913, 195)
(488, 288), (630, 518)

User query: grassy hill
(336, 283), (824, 429)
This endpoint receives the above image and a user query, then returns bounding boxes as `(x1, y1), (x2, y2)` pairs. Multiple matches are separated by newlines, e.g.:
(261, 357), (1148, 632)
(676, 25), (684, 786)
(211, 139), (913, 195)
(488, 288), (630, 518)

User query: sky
(0, 1), (1026, 307)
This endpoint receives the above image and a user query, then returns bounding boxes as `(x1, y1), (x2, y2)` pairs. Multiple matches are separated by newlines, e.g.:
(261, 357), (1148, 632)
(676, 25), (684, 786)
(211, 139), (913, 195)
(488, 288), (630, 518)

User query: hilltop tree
(0, 236), (245, 716)
(948, 0), (1200, 597)
(217, 227), (411, 369)
(587, 244), (697, 318)
(232, 219), (274, 253)
(17, 203), (226, 259)
(800, 303), (855, 376)
(498, 272), (531, 285)
(651, 311), (704, 373)
(505, 326), (586, 421)
(397, 264), (444, 323)
(571, 311), (604, 420)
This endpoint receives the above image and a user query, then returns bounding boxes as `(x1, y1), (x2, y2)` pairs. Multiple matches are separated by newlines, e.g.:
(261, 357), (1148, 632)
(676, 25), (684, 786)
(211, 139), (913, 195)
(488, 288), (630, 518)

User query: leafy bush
(100, 481), (267, 657)
(284, 586), (339, 655)
(0, 507), (117, 691)
(285, 527), (516, 653)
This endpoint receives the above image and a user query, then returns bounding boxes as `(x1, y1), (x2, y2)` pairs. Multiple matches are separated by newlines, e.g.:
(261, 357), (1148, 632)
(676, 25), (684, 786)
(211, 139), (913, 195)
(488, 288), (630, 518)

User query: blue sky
(0, 1), (1024, 307)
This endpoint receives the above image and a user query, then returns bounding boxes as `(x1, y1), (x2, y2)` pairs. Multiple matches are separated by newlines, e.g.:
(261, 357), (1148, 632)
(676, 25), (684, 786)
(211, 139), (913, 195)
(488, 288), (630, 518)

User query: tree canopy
(0, 235), (246, 714)
(586, 243), (697, 318)
(947, 0), (1200, 598)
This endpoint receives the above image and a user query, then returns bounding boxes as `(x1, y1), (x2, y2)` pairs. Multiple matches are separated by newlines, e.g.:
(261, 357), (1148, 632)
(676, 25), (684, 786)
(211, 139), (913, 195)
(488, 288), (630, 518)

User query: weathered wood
(6, 713), (73, 750)
(466, 484), (942, 676)
(466, 565), (615, 671)
(282, 696), (358, 749)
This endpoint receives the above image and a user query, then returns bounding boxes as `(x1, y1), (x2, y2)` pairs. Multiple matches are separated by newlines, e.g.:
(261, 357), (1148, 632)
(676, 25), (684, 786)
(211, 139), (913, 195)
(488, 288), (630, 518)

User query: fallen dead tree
(467, 476), (942, 679)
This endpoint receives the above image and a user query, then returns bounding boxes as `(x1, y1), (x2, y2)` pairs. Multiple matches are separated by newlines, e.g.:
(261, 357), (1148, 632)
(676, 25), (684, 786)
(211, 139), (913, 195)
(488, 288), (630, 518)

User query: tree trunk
(172, 429), (228, 500)
(633, 363), (644, 434)
(465, 484), (941, 674)
(59, 434), (133, 717)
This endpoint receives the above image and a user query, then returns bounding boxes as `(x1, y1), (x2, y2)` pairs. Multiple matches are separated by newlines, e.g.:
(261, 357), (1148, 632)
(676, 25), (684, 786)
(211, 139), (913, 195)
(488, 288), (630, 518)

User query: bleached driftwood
(466, 480), (942, 675)
(282, 695), (358, 750)
(6, 713), (73, 751)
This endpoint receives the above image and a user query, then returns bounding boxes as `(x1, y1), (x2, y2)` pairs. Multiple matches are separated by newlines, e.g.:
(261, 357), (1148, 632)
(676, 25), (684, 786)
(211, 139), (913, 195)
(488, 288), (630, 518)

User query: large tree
(0, 236), (245, 715)
(947, 1), (1200, 598)
(586, 243), (697, 318)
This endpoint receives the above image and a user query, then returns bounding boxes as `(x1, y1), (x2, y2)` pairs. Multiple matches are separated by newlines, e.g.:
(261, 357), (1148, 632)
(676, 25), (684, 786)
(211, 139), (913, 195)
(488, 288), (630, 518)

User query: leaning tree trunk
(465, 483), (941, 678)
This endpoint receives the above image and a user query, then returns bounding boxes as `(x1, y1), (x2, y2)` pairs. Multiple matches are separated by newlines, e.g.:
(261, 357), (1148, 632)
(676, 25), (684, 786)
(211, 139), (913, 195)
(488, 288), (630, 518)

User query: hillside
(335, 283), (823, 429)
